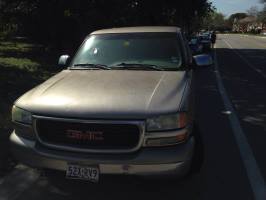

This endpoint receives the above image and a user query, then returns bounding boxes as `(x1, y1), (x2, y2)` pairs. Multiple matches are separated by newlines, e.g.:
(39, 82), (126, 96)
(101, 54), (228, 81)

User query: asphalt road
(0, 34), (265, 200)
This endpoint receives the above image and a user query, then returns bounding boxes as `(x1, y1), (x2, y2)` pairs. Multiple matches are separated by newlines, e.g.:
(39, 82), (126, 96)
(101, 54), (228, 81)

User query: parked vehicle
(199, 34), (211, 51)
(261, 30), (266, 36)
(189, 37), (203, 55)
(10, 27), (212, 182)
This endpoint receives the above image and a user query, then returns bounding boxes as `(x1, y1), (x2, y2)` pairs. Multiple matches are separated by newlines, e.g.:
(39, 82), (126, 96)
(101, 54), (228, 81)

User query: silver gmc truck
(10, 27), (212, 182)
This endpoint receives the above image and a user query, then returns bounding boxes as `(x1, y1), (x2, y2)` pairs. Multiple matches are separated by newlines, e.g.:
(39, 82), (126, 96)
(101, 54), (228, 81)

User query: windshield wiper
(112, 63), (165, 71)
(71, 63), (111, 70)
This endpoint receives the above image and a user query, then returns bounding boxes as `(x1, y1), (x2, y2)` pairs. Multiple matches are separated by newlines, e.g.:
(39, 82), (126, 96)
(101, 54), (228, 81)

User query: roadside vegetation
(0, 38), (57, 133)
(0, 37), (58, 173)
(201, 2), (266, 35)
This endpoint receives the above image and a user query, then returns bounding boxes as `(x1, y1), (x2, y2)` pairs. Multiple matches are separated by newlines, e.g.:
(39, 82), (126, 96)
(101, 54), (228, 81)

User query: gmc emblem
(66, 129), (104, 141)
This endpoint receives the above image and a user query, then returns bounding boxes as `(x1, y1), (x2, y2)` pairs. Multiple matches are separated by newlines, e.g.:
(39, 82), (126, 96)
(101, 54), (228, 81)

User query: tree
(201, 10), (229, 31)
(228, 13), (248, 22)
(0, 0), (214, 49)
(247, 6), (259, 17)
(227, 13), (248, 27)
(258, 5), (266, 23)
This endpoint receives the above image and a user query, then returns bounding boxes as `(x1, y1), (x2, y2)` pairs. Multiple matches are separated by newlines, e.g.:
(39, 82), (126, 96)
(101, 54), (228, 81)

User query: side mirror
(58, 55), (70, 67)
(193, 54), (213, 67)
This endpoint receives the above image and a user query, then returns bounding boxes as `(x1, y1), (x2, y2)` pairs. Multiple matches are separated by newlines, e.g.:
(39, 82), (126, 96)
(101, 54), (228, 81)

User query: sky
(210, 0), (264, 16)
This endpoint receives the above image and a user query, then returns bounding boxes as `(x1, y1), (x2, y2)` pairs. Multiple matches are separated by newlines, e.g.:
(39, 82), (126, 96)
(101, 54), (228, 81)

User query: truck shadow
(42, 173), (202, 200)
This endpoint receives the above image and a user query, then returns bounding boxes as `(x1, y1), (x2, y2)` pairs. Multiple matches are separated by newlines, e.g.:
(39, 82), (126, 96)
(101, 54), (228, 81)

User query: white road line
(222, 39), (266, 79)
(214, 47), (266, 200)
(235, 34), (266, 39)
(246, 35), (266, 39)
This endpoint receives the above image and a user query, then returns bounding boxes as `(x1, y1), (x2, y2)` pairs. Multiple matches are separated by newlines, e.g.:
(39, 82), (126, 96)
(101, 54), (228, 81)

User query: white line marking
(214, 46), (266, 200)
(234, 34), (266, 39)
(222, 39), (266, 79)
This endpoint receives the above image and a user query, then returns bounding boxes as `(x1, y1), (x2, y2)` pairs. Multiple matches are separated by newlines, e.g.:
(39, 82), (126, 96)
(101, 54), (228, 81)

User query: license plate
(66, 164), (99, 183)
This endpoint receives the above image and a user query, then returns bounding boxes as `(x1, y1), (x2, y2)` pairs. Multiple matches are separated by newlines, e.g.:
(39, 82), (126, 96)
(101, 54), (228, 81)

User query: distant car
(189, 37), (203, 55)
(199, 35), (211, 51)
(10, 26), (212, 182)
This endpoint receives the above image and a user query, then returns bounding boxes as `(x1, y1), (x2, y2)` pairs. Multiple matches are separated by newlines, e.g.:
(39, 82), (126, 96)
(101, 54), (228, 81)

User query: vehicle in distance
(199, 33), (211, 51)
(189, 37), (203, 55)
(10, 26), (212, 182)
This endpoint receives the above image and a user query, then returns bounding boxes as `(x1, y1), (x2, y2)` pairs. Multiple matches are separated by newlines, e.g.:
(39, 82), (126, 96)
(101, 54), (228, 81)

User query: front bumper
(10, 131), (195, 177)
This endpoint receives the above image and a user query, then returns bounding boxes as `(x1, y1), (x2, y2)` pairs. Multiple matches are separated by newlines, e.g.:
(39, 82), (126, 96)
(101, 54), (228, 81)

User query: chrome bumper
(10, 131), (195, 177)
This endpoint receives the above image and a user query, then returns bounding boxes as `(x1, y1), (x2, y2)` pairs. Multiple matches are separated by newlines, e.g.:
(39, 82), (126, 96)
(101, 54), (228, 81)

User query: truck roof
(91, 26), (181, 35)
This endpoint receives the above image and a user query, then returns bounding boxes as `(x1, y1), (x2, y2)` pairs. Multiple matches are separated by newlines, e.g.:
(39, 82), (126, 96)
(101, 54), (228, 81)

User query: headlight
(12, 106), (32, 124)
(146, 113), (187, 132)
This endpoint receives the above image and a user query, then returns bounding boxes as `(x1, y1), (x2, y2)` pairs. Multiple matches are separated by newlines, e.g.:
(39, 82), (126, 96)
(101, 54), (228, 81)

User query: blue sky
(210, 0), (264, 16)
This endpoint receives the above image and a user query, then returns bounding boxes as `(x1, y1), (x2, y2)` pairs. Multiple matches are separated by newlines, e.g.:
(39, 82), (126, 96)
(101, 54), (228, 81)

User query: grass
(0, 38), (58, 133)
(0, 37), (58, 172)
(0, 41), (38, 52)
(0, 57), (40, 71)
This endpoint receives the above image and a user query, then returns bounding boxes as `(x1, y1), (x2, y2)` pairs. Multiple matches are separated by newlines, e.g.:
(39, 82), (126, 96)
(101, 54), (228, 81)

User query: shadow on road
(17, 172), (201, 200)
(215, 47), (266, 181)
(216, 48), (266, 130)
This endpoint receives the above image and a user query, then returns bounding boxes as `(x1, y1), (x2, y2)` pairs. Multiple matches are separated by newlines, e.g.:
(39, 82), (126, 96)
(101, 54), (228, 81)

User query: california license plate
(66, 164), (99, 183)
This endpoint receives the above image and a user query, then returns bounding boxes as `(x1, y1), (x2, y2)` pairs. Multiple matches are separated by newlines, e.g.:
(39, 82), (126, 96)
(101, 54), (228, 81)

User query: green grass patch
(0, 38), (55, 135)
(0, 41), (39, 53)
(0, 57), (40, 71)
(0, 37), (58, 172)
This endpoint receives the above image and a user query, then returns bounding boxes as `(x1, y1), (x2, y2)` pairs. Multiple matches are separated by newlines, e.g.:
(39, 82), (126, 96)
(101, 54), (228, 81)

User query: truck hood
(16, 70), (188, 119)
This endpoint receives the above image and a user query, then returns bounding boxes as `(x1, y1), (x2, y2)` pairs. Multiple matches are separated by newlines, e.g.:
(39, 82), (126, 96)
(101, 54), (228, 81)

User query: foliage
(201, 10), (229, 31)
(0, 0), (213, 49)
(258, 5), (266, 23)
(246, 6), (259, 17)
(0, 38), (54, 137)
(227, 13), (248, 26)
(0, 57), (39, 71)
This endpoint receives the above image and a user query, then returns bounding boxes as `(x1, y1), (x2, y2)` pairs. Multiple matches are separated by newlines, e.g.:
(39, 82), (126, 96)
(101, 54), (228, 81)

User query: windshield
(71, 33), (182, 70)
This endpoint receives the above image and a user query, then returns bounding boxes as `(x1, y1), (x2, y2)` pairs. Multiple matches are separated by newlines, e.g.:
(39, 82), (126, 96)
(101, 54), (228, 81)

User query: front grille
(36, 119), (141, 151)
